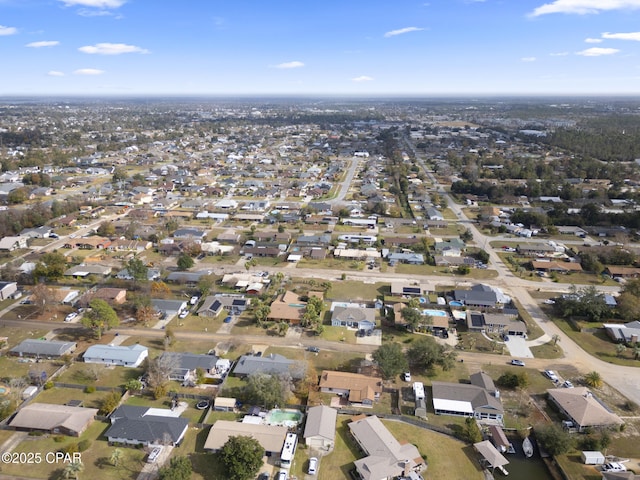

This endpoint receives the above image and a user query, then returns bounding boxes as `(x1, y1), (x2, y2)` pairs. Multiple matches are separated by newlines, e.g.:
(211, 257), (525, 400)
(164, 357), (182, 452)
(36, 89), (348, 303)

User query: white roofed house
(83, 344), (149, 368)
(349, 415), (426, 480)
(303, 405), (338, 452)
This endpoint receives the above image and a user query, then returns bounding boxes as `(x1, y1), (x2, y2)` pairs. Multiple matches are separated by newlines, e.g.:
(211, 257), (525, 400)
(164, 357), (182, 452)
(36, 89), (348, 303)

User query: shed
(213, 397), (236, 412)
(581, 451), (605, 465)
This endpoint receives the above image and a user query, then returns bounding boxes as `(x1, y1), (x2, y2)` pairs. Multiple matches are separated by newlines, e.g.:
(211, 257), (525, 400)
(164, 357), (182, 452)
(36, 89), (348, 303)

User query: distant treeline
(0, 198), (85, 238)
(543, 115), (640, 162)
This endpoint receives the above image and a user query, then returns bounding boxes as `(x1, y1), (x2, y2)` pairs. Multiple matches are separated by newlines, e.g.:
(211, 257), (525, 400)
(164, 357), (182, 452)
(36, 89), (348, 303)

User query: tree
(252, 299), (271, 326)
(464, 417), (483, 443)
(63, 460), (84, 479)
(535, 424), (575, 456)
(126, 257), (148, 282)
(151, 281), (172, 298)
(616, 343), (627, 358)
(275, 321), (289, 336)
(219, 436), (265, 480)
(400, 307), (421, 331)
(82, 299), (119, 339)
(457, 265), (471, 275)
(96, 221), (115, 237)
(243, 373), (286, 408)
(124, 379), (143, 392)
(110, 449), (122, 467)
(552, 334), (561, 346)
(145, 355), (176, 399)
(33, 251), (67, 281)
(497, 372), (529, 389)
(177, 253), (194, 271)
(372, 343), (408, 379)
(99, 390), (122, 415)
(407, 336), (456, 373)
(158, 456), (192, 480)
(164, 327), (176, 348)
(31, 282), (54, 314)
(135, 304), (156, 326)
(584, 371), (603, 389)
(198, 274), (216, 297)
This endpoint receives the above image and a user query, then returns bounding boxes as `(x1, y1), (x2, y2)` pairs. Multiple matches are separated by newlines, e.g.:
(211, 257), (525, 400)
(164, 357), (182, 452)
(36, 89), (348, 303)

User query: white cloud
(576, 47), (620, 56)
(78, 43), (149, 55)
(352, 76), (374, 82)
(47, 71), (65, 76)
(550, 51), (569, 56)
(384, 26), (424, 38)
(59, 0), (125, 7)
(0, 25), (17, 36)
(73, 68), (104, 75)
(530, 0), (640, 17)
(585, 37), (603, 43)
(26, 41), (60, 48)
(521, 56), (537, 62)
(273, 61), (304, 69)
(77, 8), (116, 16)
(602, 31), (640, 41)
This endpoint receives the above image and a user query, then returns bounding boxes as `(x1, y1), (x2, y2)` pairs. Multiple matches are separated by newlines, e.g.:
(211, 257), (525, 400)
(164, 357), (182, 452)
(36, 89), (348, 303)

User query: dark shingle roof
(106, 405), (189, 444)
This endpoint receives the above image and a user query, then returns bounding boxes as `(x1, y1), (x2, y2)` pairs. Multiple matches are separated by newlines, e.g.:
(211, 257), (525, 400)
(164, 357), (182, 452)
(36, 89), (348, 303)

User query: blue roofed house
(159, 352), (220, 384)
(386, 252), (425, 265)
(232, 353), (304, 380)
(106, 405), (189, 446)
(83, 344), (149, 368)
(330, 306), (377, 331)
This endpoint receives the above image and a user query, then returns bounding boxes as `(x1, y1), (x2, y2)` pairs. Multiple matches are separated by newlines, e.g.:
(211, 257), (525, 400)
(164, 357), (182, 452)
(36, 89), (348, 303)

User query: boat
(523, 436), (534, 458)
(507, 443), (516, 454)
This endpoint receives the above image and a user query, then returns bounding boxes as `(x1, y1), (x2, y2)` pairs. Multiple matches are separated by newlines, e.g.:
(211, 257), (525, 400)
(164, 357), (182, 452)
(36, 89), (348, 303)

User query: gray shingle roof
(106, 405), (189, 445)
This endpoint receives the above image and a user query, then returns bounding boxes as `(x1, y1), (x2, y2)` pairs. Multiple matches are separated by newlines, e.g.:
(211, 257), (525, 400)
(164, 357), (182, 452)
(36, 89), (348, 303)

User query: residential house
(546, 387), (623, 432)
(83, 344), (148, 368)
(204, 421), (288, 456)
(172, 228), (207, 243)
(426, 207), (444, 221)
(115, 267), (161, 281)
(48, 287), (80, 305)
(209, 294), (250, 315)
(390, 281), (432, 297)
(0, 236), (28, 251)
(63, 264), (112, 278)
(304, 405), (338, 451)
(77, 287), (127, 308)
(434, 238), (465, 256)
(9, 403), (98, 436)
(0, 281), (18, 301)
(331, 306), (376, 331)
(531, 260), (583, 274)
(431, 372), (504, 422)
(151, 299), (188, 318)
(159, 352), (219, 384)
(267, 291), (307, 324)
(386, 252), (425, 265)
(466, 312), (527, 337)
(106, 405), (189, 446)
(605, 266), (640, 279)
(166, 270), (212, 284)
(604, 321), (640, 344)
(19, 226), (53, 239)
(349, 415), (426, 480)
(197, 297), (224, 318)
(232, 353), (303, 379)
(10, 339), (76, 358)
(319, 371), (382, 407)
(454, 284), (509, 309)
(213, 397), (237, 412)
(516, 242), (557, 257)
(65, 237), (111, 250)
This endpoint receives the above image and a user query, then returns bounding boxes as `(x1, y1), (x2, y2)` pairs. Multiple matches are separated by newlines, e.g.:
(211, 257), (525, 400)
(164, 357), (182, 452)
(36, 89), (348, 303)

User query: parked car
(544, 370), (559, 382)
(190, 295), (199, 305)
(602, 462), (627, 472)
(147, 447), (162, 463)
(178, 310), (189, 319)
(308, 457), (318, 475)
(64, 312), (78, 322)
(307, 346), (320, 353)
(275, 471), (288, 480)
(562, 380), (574, 388)
(402, 372), (412, 382)
(511, 359), (525, 367)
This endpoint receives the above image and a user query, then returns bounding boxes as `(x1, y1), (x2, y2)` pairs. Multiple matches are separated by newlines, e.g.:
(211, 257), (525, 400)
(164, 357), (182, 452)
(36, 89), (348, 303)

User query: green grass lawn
(1, 421), (146, 480)
(325, 280), (389, 301)
(55, 362), (142, 388)
(317, 415), (483, 480)
(529, 340), (564, 359)
(320, 326), (357, 345)
(34, 386), (112, 409)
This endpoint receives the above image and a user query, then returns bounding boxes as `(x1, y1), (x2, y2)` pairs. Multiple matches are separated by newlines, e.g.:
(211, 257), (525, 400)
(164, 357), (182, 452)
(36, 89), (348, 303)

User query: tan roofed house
(267, 291), (307, 324)
(319, 370), (382, 406)
(9, 403), (98, 436)
(304, 405), (337, 451)
(546, 387), (623, 432)
(203, 420), (288, 454)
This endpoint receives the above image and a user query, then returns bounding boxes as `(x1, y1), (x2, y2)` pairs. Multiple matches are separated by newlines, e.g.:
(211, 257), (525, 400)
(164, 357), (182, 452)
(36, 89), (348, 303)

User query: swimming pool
(449, 301), (464, 307)
(265, 409), (304, 427)
(422, 309), (448, 317)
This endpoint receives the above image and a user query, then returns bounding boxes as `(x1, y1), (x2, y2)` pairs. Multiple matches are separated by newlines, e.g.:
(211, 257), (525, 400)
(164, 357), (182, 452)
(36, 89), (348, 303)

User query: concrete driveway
(504, 336), (534, 359)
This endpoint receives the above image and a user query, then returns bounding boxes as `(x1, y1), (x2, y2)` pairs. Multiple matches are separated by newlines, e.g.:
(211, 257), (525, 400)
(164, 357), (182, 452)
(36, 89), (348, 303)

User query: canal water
(500, 436), (554, 479)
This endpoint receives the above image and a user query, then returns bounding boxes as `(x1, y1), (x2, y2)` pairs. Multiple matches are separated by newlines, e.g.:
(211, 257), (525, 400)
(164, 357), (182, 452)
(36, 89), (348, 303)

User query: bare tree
(31, 282), (54, 315)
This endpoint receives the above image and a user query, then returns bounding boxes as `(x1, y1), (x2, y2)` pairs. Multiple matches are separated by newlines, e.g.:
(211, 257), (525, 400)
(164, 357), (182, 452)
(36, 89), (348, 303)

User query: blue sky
(3, 0), (640, 96)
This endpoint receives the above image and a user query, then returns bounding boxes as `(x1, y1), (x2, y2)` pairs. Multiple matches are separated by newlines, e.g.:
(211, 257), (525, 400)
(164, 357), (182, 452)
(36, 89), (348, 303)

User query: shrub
(43, 381), (54, 390)
(77, 439), (91, 452)
(84, 385), (96, 393)
(53, 436), (66, 443)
